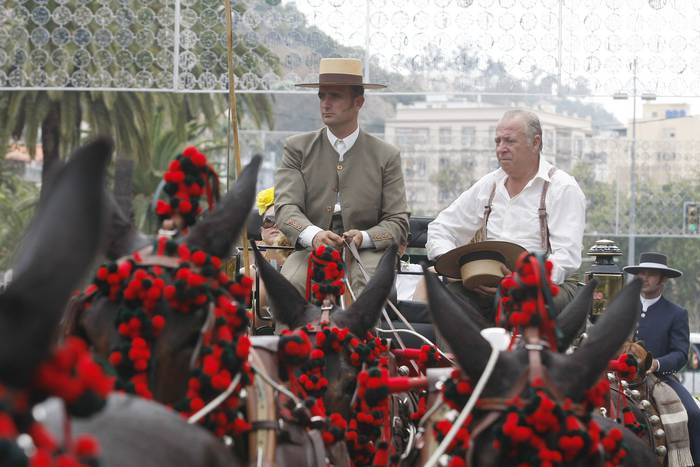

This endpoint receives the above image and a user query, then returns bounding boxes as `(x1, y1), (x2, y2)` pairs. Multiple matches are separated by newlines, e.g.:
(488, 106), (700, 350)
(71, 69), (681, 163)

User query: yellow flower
(256, 187), (274, 215)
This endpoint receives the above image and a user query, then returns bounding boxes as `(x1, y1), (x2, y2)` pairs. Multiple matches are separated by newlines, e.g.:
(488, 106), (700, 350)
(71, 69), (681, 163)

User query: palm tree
(0, 0), (279, 216)
(0, 163), (39, 270)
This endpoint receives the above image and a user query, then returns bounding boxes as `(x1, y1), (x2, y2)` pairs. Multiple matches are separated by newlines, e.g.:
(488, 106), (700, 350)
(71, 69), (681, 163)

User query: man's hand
(312, 230), (344, 249)
(343, 229), (363, 248)
(647, 359), (660, 375)
(468, 263), (512, 296)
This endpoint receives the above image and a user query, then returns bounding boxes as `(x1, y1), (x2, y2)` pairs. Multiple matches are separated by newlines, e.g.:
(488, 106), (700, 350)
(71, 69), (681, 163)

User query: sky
(283, 0), (700, 122)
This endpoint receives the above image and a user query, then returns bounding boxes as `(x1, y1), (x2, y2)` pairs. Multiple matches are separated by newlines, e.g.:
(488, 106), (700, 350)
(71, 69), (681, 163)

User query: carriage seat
(405, 216), (433, 264)
(408, 216), (432, 249)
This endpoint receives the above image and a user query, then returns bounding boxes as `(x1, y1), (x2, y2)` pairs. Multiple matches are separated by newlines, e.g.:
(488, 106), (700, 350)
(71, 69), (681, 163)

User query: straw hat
(295, 58), (386, 89)
(623, 252), (682, 278)
(434, 241), (526, 289)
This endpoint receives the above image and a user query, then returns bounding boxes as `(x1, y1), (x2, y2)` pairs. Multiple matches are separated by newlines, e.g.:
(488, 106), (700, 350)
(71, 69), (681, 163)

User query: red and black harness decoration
(155, 146), (220, 229)
(607, 353), (644, 434)
(279, 324), (397, 466)
(81, 236), (254, 438)
(304, 245), (346, 305)
(431, 252), (628, 466)
(0, 336), (113, 467)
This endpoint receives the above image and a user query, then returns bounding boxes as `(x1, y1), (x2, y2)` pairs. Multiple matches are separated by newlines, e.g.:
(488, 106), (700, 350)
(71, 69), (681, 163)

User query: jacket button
(337, 164), (343, 171)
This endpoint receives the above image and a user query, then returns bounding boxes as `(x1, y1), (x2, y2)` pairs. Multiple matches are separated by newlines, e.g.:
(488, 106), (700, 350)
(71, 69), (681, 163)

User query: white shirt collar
(640, 294), (662, 311)
(326, 126), (360, 155)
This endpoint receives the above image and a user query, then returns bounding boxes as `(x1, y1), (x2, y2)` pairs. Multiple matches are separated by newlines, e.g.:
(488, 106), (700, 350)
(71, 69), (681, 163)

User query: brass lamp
(585, 239), (624, 322)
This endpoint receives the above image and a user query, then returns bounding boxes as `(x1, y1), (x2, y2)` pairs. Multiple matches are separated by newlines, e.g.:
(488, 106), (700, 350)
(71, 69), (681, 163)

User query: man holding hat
(624, 252), (700, 462)
(274, 58), (408, 297)
(426, 109), (585, 322)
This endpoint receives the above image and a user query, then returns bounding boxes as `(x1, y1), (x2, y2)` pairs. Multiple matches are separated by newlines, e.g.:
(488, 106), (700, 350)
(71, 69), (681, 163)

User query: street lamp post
(613, 58), (655, 272)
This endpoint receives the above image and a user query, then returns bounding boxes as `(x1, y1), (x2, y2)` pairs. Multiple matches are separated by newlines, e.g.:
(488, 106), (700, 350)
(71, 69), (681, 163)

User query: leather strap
(307, 429), (329, 467)
(539, 167), (557, 253)
(472, 182), (497, 245)
(479, 167), (557, 252)
(251, 420), (279, 431)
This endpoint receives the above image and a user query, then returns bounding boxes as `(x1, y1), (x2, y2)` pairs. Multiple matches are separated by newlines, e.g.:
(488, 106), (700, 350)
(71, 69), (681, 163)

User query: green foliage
(0, 164), (39, 270)
(131, 111), (228, 233)
(577, 173), (700, 330)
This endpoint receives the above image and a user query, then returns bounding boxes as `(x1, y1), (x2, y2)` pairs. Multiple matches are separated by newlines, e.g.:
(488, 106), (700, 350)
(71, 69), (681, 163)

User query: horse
(608, 340), (675, 464)
(422, 267), (658, 466)
(71, 155), (260, 405)
(69, 153), (361, 466)
(0, 137), (238, 467)
(254, 241), (423, 465)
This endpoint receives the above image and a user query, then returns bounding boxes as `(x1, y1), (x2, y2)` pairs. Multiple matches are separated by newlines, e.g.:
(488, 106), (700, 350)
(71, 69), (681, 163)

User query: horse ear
(557, 278), (642, 400)
(186, 156), (261, 258)
(335, 245), (398, 336)
(103, 191), (150, 260)
(555, 279), (597, 350)
(0, 137), (111, 387)
(251, 241), (307, 329)
(424, 267), (493, 381)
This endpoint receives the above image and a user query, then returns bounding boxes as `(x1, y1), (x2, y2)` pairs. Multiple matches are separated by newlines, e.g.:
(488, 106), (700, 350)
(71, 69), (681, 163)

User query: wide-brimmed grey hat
(623, 252), (682, 278)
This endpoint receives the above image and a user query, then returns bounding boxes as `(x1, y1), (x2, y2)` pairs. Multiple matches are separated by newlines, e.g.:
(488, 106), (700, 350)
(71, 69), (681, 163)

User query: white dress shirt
(297, 127), (373, 249)
(426, 159), (586, 284)
(641, 295), (661, 312)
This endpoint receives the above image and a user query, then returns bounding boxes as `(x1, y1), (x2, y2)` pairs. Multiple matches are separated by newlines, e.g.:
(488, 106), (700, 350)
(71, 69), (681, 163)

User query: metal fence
(3, 0), (700, 96)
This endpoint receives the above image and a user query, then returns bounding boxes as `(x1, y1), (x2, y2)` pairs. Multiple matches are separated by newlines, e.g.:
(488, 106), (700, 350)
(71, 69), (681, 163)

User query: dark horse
(71, 156), (261, 405)
(0, 138), (236, 467)
(423, 269), (658, 466)
(253, 242), (399, 419)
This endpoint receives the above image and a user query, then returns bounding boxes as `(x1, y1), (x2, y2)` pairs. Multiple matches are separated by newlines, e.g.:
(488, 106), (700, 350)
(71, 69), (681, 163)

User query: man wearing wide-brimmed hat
(274, 58), (408, 298)
(624, 252), (700, 463)
(425, 109), (586, 322)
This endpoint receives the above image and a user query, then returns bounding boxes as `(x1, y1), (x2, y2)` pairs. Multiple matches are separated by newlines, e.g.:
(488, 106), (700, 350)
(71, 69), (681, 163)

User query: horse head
(255, 243), (397, 417)
(76, 156), (260, 405)
(103, 191), (151, 261)
(0, 138), (111, 387)
(426, 266), (654, 466)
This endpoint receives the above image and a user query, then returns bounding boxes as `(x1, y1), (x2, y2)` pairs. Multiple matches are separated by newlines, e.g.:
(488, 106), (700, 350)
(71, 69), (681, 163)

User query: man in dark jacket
(625, 252), (700, 463)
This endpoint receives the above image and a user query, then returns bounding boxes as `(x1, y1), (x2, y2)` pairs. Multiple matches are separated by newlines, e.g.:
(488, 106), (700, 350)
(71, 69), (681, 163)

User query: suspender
(475, 167), (557, 253)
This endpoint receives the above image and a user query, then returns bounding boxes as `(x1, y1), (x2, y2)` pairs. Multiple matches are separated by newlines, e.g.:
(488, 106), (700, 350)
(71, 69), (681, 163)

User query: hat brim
(623, 265), (682, 278)
(434, 241), (527, 279)
(295, 82), (386, 89)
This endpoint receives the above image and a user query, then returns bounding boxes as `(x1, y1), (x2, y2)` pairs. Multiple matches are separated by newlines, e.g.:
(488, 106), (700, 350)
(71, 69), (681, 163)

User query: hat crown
(319, 58), (363, 77)
(638, 252), (668, 266)
(295, 57), (386, 89)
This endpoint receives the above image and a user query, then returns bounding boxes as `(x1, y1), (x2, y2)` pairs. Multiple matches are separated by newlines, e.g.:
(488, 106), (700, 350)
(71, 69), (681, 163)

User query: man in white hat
(274, 58), (409, 297)
(624, 252), (700, 463)
(426, 109), (586, 322)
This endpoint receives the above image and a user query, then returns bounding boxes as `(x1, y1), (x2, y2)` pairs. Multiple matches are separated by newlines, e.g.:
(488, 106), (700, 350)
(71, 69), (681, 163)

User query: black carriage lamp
(585, 239), (625, 322)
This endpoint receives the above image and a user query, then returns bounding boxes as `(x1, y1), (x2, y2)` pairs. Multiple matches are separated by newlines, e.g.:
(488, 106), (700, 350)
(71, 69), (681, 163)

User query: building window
(461, 126), (475, 147)
(395, 127), (429, 146)
(438, 189), (452, 202)
(543, 129), (554, 153)
(439, 127), (452, 146)
(488, 126), (496, 146)
(403, 158), (426, 177)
